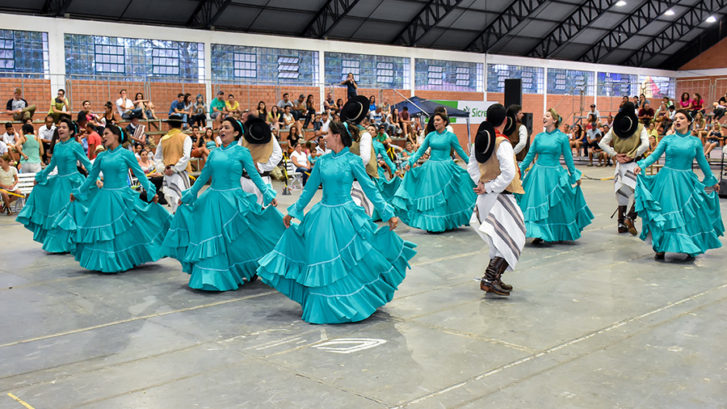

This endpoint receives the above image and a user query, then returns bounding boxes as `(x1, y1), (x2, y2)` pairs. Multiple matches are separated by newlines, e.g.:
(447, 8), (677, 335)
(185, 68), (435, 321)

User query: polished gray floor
(1, 165), (726, 409)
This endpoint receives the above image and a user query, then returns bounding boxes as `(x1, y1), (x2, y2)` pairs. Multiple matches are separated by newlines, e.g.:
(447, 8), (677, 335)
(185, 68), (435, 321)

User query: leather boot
(480, 258), (510, 296)
(617, 205), (628, 233)
(624, 204), (638, 235)
(493, 257), (513, 291)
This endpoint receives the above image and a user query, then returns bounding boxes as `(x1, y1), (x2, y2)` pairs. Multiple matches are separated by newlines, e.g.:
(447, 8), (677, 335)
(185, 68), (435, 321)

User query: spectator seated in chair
(5, 88), (36, 121)
(0, 154), (21, 215)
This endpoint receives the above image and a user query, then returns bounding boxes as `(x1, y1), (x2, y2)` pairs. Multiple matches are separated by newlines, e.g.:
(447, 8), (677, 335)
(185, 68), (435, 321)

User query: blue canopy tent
(391, 96), (472, 145)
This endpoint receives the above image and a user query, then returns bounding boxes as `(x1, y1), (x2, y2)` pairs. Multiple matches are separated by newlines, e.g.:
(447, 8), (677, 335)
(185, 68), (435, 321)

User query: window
(597, 72), (636, 97)
(377, 62), (394, 83)
(486, 64), (543, 94)
(341, 59), (360, 80)
(234, 52), (256, 78)
(94, 42), (125, 74)
(547, 68), (594, 95)
(0, 34), (14, 69)
(427, 65), (443, 85)
(278, 56), (299, 80)
(455, 67), (470, 87)
(152, 47), (179, 75)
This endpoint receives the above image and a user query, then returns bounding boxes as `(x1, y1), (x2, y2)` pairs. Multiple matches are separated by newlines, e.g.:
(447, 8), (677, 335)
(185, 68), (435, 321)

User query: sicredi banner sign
(430, 100), (498, 123)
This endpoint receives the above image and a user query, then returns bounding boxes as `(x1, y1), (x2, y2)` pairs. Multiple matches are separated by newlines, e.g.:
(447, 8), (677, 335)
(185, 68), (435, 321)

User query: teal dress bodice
(373, 140), (396, 173)
(407, 130), (469, 164)
(183, 143), (274, 204)
(75, 145), (155, 196)
(289, 147), (393, 220)
(36, 138), (91, 181)
(638, 132), (718, 185)
(520, 129), (577, 183)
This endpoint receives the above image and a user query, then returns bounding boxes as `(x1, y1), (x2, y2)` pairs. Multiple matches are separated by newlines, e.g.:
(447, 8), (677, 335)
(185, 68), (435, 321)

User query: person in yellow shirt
(225, 94), (241, 118)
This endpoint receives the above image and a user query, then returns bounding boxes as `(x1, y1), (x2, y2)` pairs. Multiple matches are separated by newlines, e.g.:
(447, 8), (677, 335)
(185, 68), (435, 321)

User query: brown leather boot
(480, 258), (510, 296)
(491, 257), (512, 291)
(625, 204), (638, 235)
(617, 205), (628, 233)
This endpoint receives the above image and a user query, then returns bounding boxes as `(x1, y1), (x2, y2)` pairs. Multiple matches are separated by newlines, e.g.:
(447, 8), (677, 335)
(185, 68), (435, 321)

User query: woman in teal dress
(62, 125), (171, 273)
(257, 121), (416, 324)
(633, 109), (723, 260)
(372, 139), (401, 221)
(392, 111), (476, 232)
(518, 109), (593, 243)
(163, 117), (286, 291)
(17, 119), (93, 253)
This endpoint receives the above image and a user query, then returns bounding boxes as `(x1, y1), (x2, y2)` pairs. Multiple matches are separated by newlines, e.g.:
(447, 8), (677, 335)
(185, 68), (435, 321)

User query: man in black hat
(240, 115), (282, 205)
(504, 104), (529, 160)
(341, 95), (378, 217)
(468, 104), (525, 296)
(598, 102), (649, 235)
(154, 113), (192, 213)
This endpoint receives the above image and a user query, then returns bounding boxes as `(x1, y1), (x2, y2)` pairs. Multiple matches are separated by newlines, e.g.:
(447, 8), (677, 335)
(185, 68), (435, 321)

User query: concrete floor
(1, 165), (726, 409)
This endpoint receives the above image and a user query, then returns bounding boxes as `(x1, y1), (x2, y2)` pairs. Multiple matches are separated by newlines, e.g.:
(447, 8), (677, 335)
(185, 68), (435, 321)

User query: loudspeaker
(504, 78), (522, 108)
(521, 112), (533, 135)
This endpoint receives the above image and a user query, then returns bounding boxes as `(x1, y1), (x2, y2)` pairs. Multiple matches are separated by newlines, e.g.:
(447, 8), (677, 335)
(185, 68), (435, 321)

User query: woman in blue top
(633, 109), (723, 260)
(257, 120), (416, 324)
(392, 111), (476, 232)
(518, 109), (594, 243)
(17, 118), (93, 253)
(61, 125), (171, 273)
(163, 118), (285, 291)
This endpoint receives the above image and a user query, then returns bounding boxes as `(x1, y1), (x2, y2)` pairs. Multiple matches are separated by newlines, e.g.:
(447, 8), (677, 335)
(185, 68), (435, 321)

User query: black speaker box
(504, 78), (522, 108)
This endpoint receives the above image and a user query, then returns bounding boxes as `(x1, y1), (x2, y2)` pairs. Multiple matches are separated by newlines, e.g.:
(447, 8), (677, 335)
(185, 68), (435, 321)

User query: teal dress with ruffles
(635, 131), (723, 255)
(17, 138), (93, 253)
(372, 140), (401, 221)
(163, 142), (285, 291)
(257, 147), (417, 324)
(392, 130), (476, 232)
(59, 145), (171, 273)
(518, 129), (594, 241)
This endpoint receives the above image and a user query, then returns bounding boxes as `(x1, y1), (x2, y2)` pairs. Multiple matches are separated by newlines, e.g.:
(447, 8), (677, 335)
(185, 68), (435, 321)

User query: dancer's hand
(576, 179), (581, 186)
(69, 193), (75, 202)
(152, 194), (159, 203)
(615, 153), (630, 164)
(713, 183), (720, 192)
(473, 182), (486, 194)
(271, 199), (278, 207)
(388, 216), (399, 230)
(633, 166), (642, 175)
(283, 214), (292, 228)
(178, 199), (182, 205)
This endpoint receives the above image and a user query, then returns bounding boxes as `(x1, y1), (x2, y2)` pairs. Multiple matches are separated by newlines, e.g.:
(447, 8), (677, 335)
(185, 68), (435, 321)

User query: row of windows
(2, 29), (676, 96)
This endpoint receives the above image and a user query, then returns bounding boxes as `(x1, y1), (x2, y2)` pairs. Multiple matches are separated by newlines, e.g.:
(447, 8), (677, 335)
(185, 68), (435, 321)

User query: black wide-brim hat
(502, 113), (517, 135)
(164, 113), (184, 126)
(340, 95), (370, 124)
(475, 121), (496, 163)
(613, 102), (639, 138)
(242, 116), (274, 164)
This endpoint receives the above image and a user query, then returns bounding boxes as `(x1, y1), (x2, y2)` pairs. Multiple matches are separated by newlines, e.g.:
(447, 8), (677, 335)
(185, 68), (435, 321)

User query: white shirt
(290, 150), (309, 168)
(513, 124), (528, 155)
(320, 119), (331, 133)
(154, 133), (193, 173)
(467, 141), (517, 194)
(0, 140), (7, 155)
(358, 130), (372, 164)
(2, 132), (17, 146)
(38, 125), (55, 143)
(598, 127), (650, 158)
(238, 137), (283, 172)
(115, 97), (134, 116)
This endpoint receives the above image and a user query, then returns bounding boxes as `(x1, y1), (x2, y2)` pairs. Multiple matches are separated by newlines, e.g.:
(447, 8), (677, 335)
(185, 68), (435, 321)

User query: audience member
(679, 92), (691, 108)
(225, 94), (241, 117)
(256, 101), (268, 122)
(704, 122), (724, 157)
(281, 105), (294, 131)
(292, 94), (306, 121)
(1, 122), (19, 163)
(169, 93), (188, 125)
(638, 102), (654, 125)
(267, 105), (281, 131)
(102, 101), (121, 126)
(341, 73), (358, 100)
(693, 111), (708, 143)
(586, 123), (602, 166)
(400, 106), (413, 141)
(17, 123), (42, 173)
(48, 89), (70, 122)
(183, 93), (194, 123)
(116, 89), (140, 119)
(315, 111), (331, 137)
(209, 91), (226, 125)
(134, 92), (157, 120)
(587, 104), (600, 121)
(286, 124), (302, 150)
(0, 154), (20, 215)
(290, 143), (311, 185)
(5, 88), (36, 121)
(302, 94), (315, 128)
(190, 94), (207, 127)
(125, 113), (145, 148)
(277, 93), (294, 110)
(690, 92), (704, 117)
(324, 93), (335, 112)
(38, 115), (55, 164)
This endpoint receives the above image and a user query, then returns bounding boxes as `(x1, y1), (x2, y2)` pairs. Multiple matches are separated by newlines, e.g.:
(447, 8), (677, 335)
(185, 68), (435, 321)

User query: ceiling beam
(620, 0), (727, 66)
(186, 0), (231, 29)
(392, 0), (463, 46)
(577, 0), (679, 63)
(464, 0), (549, 53)
(301, 0), (360, 38)
(658, 20), (726, 69)
(41, 0), (73, 16)
(526, 0), (617, 59)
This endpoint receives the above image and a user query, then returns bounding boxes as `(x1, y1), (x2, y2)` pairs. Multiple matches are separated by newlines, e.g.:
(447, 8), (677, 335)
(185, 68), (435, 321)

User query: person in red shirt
(85, 122), (102, 160)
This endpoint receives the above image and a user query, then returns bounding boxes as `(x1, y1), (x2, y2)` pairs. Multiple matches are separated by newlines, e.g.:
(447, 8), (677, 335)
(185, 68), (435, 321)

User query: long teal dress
(58, 145), (171, 273)
(17, 138), (93, 253)
(518, 129), (594, 241)
(635, 131), (724, 255)
(372, 140), (401, 221)
(163, 142), (285, 291)
(257, 147), (417, 324)
(392, 130), (476, 232)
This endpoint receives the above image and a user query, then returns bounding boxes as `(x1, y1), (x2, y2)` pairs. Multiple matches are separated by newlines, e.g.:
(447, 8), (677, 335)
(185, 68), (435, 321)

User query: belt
(242, 170), (271, 179)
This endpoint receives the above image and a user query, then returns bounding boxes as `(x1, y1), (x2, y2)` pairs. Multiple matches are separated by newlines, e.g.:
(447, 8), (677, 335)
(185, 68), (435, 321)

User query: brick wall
(0, 78), (51, 116)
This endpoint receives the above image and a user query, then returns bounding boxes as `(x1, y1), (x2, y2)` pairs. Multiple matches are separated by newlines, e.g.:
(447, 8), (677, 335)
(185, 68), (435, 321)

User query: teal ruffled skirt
(635, 170), (723, 255)
(371, 169), (402, 222)
(257, 200), (416, 324)
(392, 159), (476, 232)
(163, 188), (285, 291)
(518, 165), (593, 241)
(57, 187), (171, 273)
(16, 172), (95, 253)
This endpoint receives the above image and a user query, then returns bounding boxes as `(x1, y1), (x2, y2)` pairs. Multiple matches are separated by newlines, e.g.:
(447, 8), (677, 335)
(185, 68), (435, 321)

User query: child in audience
(0, 154), (20, 215)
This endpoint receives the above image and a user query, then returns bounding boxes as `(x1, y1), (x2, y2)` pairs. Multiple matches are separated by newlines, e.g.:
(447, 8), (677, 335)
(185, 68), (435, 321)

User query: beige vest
(478, 137), (525, 194)
(613, 124), (643, 159)
(350, 140), (379, 179)
(161, 129), (191, 172)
